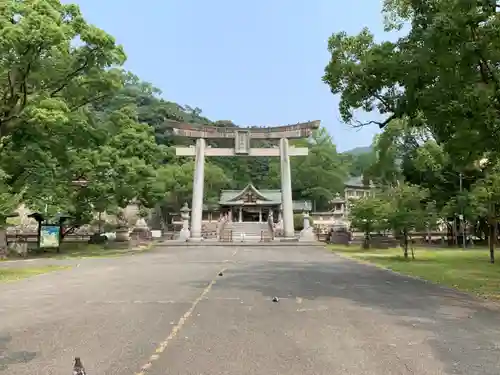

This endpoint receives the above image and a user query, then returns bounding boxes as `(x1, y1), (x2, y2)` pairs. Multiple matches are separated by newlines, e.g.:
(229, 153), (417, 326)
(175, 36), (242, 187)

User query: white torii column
(189, 138), (206, 241)
(280, 138), (295, 238)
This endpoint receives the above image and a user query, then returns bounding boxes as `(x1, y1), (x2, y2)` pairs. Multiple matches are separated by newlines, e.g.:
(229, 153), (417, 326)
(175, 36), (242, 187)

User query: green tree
(470, 163), (500, 263)
(293, 213), (314, 231)
(343, 150), (376, 178)
(292, 128), (348, 210)
(366, 120), (406, 187)
(75, 108), (167, 215)
(16, 105), (170, 238)
(156, 161), (230, 216)
(0, 0), (127, 227)
(366, 117), (485, 218)
(383, 184), (429, 259)
(0, 0), (125, 137)
(323, 0), (500, 166)
(349, 196), (390, 248)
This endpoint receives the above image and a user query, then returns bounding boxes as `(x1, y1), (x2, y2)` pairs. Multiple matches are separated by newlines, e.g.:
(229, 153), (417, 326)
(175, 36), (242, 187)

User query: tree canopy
(324, 0), (500, 262)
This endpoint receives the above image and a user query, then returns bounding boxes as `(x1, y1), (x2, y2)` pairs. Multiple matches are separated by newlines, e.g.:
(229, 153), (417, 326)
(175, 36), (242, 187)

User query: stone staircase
(222, 222), (272, 242)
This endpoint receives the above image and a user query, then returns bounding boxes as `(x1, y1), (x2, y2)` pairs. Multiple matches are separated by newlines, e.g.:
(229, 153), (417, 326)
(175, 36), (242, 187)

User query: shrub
(293, 213), (314, 231)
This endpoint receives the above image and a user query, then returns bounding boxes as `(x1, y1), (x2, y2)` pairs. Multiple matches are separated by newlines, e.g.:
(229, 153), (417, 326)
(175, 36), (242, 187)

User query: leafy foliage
(324, 0), (500, 262)
(349, 183), (430, 258)
(323, 0), (500, 164)
(293, 213), (314, 231)
(349, 196), (389, 235)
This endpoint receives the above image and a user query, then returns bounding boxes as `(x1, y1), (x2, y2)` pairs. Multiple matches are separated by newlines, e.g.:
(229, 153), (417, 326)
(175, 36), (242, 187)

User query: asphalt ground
(0, 244), (499, 374)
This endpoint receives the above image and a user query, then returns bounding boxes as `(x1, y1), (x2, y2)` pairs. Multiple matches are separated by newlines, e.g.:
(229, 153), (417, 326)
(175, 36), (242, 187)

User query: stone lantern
(299, 209), (315, 242)
(179, 203), (191, 241)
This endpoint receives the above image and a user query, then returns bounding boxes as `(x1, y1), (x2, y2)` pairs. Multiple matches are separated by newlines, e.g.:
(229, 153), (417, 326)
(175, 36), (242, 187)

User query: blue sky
(74, 0), (393, 152)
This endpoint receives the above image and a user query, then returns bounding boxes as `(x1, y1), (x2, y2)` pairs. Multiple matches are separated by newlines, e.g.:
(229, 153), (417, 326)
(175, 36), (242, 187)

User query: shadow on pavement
(188, 259), (500, 375)
(0, 333), (37, 371)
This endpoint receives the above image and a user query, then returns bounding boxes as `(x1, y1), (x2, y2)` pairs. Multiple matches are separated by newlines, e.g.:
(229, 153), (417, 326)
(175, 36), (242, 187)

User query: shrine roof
(219, 184), (281, 205)
(219, 183), (311, 210)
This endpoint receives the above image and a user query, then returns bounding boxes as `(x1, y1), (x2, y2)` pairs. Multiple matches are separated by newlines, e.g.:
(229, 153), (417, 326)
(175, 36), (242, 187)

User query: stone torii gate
(169, 120), (320, 241)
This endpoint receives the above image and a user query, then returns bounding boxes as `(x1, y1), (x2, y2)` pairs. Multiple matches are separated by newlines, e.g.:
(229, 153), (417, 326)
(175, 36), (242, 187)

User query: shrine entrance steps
(224, 222), (270, 242)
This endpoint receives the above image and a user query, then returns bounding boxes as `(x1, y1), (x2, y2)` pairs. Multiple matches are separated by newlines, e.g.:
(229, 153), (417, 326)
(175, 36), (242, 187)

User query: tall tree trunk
(98, 212), (102, 233)
(0, 227), (7, 259)
(363, 231), (370, 249)
(403, 228), (409, 259)
(489, 222), (495, 264)
(479, 217), (488, 241)
(446, 222), (453, 246)
(454, 219), (458, 246)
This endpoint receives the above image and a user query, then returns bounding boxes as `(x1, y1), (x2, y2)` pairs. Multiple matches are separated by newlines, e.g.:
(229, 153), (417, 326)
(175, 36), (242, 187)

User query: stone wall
(8, 202), (144, 231)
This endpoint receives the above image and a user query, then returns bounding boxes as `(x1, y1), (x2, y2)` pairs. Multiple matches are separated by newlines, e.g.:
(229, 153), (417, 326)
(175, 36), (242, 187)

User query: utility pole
(459, 172), (466, 249)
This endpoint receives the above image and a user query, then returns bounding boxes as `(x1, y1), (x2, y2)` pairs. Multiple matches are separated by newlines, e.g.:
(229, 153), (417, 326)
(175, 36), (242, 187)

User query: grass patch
(0, 265), (70, 283)
(329, 245), (500, 300)
(49, 242), (154, 259)
(5, 242), (154, 260)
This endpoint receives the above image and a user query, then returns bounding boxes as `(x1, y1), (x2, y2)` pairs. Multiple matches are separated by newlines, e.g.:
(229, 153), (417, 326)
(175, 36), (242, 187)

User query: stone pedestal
(134, 218), (149, 230)
(179, 203), (191, 242)
(131, 218), (150, 242)
(299, 212), (315, 242)
(115, 228), (130, 242)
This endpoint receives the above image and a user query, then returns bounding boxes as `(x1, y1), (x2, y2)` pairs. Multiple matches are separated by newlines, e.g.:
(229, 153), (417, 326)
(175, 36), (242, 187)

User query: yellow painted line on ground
(135, 267), (227, 375)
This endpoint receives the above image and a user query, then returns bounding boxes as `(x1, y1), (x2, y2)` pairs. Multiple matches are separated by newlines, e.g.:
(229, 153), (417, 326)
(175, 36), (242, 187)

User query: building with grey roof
(199, 176), (374, 224)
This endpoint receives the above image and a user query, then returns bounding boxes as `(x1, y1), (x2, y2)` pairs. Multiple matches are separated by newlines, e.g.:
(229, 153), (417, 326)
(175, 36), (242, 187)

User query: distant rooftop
(344, 176), (375, 188)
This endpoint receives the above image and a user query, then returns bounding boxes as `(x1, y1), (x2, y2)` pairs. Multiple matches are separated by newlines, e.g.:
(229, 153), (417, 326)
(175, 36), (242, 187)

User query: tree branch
(0, 43), (44, 133)
(49, 48), (98, 97)
(470, 25), (500, 110)
(352, 114), (397, 129)
(374, 93), (394, 112)
(69, 93), (110, 111)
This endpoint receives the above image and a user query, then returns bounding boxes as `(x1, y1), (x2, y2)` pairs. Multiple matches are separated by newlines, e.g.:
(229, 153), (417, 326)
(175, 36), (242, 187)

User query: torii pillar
(279, 138), (294, 238)
(190, 138), (206, 241)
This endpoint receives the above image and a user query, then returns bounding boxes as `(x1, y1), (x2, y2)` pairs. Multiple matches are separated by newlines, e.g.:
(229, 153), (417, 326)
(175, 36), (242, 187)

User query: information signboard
(39, 225), (60, 248)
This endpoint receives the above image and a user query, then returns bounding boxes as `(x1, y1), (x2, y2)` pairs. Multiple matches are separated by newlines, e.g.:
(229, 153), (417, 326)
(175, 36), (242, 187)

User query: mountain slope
(344, 146), (372, 155)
